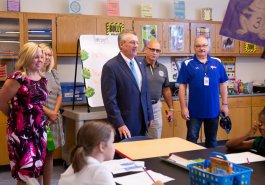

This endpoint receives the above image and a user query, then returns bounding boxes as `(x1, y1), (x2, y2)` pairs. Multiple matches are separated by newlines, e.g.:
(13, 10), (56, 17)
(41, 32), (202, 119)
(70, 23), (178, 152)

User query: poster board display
(79, 35), (119, 107)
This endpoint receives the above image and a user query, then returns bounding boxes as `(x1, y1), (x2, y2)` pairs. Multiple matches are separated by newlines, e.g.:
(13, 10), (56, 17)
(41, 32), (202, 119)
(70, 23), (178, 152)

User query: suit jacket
(101, 53), (154, 138)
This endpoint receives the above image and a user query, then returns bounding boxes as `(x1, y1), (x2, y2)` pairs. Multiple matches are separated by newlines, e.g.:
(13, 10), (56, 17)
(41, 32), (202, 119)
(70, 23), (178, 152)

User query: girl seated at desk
(58, 121), (164, 185)
(226, 107), (265, 155)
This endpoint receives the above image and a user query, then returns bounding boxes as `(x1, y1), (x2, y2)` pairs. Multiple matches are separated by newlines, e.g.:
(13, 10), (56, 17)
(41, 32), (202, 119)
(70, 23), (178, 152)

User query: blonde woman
(0, 42), (47, 185)
(39, 43), (64, 185)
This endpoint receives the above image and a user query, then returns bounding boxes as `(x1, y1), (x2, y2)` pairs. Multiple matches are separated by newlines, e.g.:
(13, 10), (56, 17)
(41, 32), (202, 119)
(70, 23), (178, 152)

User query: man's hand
(220, 104), (229, 117)
(181, 107), (190, 120)
(165, 110), (173, 122)
(148, 120), (154, 127)
(118, 125), (131, 139)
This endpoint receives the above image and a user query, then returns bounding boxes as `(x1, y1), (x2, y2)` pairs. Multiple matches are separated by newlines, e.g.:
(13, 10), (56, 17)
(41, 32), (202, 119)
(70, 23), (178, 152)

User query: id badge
(204, 76), (209, 86)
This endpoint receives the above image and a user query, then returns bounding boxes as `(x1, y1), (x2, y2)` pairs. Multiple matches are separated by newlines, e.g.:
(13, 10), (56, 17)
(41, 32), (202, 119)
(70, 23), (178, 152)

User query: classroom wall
(1, 0), (265, 84)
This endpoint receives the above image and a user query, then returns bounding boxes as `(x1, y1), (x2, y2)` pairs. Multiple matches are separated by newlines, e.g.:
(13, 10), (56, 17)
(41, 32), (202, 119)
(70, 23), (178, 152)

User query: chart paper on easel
(79, 35), (119, 107)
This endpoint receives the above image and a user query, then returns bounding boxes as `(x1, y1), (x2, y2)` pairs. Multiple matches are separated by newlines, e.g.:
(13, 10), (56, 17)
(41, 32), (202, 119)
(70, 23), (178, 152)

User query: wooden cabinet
(133, 18), (163, 55)
(191, 22), (242, 56)
(239, 41), (264, 56)
(56, 14), (97, 55)
(23, 12), (57, 66)
(0, 112), (9, 165)
(215, 23), (240, 55)
(161, 101), (174, 138)
(190, 22), (216, 54)
(162, 97), (253, 143)
(0, 12), (24, 55)
(173, 101), (187, 139)
(251, 96), (265, 136)
(161, 101), (187, 139)
(162, 21), (190, 55)
(96, 16), (133, 35)
(0, 12), (23, 81)
(227, 97), (252, 139)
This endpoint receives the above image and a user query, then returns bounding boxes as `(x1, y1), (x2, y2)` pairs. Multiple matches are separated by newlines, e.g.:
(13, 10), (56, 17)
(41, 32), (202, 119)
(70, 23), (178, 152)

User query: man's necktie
(129, 60), (139, 87)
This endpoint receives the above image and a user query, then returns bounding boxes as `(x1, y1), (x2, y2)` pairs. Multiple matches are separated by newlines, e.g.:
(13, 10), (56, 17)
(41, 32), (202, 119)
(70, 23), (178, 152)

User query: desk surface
(114, 137), (205, 160)
(142, 146), (265, 185)
(62, 106), (107, 120)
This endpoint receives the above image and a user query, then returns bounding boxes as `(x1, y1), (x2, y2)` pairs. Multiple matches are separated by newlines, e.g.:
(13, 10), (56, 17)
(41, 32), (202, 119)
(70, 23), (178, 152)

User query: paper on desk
(114, 170), (174, 185)
(102, 158), (144, 174)
(225, 152), (265, 164)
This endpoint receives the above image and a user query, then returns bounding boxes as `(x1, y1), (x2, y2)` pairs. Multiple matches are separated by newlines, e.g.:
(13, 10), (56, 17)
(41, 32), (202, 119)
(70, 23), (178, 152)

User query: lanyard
(200, 63), (208, 76)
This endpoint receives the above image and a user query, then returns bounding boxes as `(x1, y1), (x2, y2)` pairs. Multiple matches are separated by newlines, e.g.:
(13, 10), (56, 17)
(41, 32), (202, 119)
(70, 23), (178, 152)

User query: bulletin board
(79, 35), (119, 107)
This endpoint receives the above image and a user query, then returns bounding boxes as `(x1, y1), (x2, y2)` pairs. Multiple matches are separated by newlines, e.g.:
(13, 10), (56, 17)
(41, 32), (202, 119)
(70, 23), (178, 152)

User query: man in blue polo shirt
(177, 35), (229, 148)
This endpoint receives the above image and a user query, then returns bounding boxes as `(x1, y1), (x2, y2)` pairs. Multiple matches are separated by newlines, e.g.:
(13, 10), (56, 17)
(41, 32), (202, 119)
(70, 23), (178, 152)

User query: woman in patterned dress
(40, 44), (64, 185)
(0, 42), (47, 185)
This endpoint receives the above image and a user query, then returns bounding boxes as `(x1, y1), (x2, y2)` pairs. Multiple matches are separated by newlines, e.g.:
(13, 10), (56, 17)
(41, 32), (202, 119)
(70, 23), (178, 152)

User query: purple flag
(220, 0), (265, 47)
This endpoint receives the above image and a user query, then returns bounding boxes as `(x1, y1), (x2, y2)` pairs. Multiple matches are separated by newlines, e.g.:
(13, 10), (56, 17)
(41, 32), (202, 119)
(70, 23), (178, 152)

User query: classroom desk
(62, 106), (107, 135)
(114, 137), (205, 160)
(62, 106), (107, 164)
(115, 146), (264, 185)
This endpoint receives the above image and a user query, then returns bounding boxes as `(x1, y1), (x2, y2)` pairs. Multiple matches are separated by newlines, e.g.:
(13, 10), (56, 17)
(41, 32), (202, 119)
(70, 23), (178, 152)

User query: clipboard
(160, 154), (194, 170)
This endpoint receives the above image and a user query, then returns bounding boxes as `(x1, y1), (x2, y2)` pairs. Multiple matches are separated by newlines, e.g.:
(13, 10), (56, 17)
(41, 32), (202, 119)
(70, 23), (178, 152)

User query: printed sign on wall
(106, 22), (124, 35)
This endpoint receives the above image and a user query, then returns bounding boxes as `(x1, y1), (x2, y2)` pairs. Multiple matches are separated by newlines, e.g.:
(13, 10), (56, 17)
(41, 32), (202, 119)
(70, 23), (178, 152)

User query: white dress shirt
(120, 52), (142, 91)
(58, 156), (116, 185)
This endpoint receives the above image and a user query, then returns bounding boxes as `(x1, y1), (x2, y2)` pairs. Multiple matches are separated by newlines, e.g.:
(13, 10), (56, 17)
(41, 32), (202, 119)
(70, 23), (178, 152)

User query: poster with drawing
(170, 25), (184, 51)
(220, 0), (265, 47)
(222, 37), (235, 50)
(141, 25), (157, 51)
(196, 26), (211, 48)
(79, 35), (119, 107)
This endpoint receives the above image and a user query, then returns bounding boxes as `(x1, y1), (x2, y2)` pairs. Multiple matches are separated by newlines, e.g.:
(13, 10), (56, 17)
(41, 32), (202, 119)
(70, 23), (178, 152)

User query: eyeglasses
(195, 44), (208, 49)
(147, 47), (161, 53)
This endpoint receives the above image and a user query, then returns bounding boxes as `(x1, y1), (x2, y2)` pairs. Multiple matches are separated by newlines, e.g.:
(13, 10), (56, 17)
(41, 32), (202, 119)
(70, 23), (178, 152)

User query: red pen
(143, 167), (155, 183)
(246, 157), (250, 164)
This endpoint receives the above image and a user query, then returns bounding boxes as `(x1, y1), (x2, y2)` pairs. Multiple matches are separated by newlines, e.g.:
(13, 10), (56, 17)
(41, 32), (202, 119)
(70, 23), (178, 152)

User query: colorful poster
(106, 22), (124, 35)
(170, 25), (184, 51)
(222, 36), (235, 50)
(107, 0), (120, 16)
(220, 0), (265, 47)
(141, 25), (157, 51)
(196, 26), (211, 49)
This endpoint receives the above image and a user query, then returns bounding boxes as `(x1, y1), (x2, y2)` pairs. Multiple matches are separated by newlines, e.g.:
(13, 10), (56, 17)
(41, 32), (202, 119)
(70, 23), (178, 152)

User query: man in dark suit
(101, 30), (154, 142)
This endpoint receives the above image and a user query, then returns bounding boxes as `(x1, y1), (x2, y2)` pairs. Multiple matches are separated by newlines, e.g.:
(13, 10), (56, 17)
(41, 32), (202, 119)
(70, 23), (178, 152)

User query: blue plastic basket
(187, 152), (253, 185)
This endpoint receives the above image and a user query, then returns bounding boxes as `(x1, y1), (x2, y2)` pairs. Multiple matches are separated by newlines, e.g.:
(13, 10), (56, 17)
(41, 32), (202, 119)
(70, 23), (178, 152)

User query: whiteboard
(79, 35), (119, 107)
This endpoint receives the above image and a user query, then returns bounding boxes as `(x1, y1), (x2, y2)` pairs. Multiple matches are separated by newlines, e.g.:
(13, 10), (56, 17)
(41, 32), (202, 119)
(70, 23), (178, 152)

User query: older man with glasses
(177, 35), (229, 148)
(144, 40), (174, 139)
(101, 30), (154, 142)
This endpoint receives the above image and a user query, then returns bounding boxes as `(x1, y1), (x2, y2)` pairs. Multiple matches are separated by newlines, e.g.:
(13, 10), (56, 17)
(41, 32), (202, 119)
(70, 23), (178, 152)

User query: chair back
(120, 135), (153, 142)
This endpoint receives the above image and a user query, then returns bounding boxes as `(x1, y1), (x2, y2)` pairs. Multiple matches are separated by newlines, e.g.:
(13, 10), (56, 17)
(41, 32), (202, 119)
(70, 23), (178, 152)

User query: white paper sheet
(114, 170), (174, 185)
(225, 152), (265, 164)
(102, 158), (145, 174)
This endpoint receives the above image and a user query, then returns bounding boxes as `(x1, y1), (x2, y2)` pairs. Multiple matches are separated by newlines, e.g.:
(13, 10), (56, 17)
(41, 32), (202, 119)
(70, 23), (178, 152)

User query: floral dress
(7, 71), (48, 182)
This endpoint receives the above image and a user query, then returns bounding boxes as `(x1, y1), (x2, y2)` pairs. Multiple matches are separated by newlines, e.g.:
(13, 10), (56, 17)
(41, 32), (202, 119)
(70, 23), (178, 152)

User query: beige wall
(1, 0), (229, 20)
(1, 0), (265, 83)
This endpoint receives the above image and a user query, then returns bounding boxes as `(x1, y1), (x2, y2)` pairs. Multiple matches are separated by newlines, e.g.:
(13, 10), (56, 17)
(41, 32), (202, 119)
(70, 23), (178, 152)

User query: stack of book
(0, 63), (7, 80)
(107, 0), (120, 16)
(174, 0), (185, 20)
(141, 3), (152, 18)
(0, 50), (16, 56)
